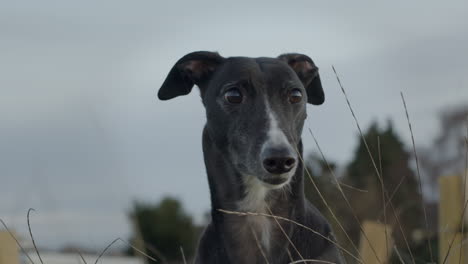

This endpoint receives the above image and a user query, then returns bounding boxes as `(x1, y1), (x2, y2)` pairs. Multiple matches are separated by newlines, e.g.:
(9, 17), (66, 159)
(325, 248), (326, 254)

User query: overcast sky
(1, 0), (468, 250)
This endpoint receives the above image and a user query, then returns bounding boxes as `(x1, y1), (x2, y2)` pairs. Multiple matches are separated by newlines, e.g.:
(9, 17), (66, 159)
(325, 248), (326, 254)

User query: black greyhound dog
(158, 51), (345, 264)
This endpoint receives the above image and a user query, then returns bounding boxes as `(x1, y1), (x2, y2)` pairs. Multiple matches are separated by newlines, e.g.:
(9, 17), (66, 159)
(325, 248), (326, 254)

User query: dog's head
(158, 51), (324, 188)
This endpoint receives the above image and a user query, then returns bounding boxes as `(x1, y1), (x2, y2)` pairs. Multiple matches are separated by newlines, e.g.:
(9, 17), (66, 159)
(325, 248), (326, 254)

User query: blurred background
(1, 1), (468, 263)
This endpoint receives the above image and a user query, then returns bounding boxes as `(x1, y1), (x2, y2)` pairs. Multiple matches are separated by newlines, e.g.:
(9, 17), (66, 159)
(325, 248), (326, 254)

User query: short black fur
(158, 51), (345, 264)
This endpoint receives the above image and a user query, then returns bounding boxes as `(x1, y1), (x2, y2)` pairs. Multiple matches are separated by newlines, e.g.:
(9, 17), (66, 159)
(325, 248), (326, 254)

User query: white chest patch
(237, 176), (272, 251)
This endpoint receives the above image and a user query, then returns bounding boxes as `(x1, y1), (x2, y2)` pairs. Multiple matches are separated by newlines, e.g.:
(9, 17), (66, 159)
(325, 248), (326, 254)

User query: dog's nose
(263, 156), (296, 174)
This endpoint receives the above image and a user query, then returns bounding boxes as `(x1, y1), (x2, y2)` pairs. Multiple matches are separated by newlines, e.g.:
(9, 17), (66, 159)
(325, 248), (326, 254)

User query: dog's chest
(246, 214), (272, 251)
(237, 177), (273, 251)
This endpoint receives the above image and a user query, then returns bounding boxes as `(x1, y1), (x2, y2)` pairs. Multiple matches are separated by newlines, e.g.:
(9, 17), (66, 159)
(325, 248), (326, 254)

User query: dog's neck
(202, 127), (305, 262)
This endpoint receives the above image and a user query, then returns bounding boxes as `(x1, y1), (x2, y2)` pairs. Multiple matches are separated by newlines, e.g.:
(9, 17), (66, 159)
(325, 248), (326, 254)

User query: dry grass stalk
(27, 208), (44, 264)
(250, 225), (270, 264)
(288, 259), (337, 264)
(76, 249), (87, 264)
(286, 248), (295, 262)
(336, 182), (368, 193)
(308, 128), (382, 264)
(393, 245), (405, 264)
(266, 205), (305, 261)
(295, 146), (363, 261)
(217, 208), (363, 263)
(180, 246), (187, 264)
(400, 92), (435, 263)
(332, 65), (416, 264)
(94, 238), (120, 264)
(119, 238), (158, 262)
(377, 136), (390, 261)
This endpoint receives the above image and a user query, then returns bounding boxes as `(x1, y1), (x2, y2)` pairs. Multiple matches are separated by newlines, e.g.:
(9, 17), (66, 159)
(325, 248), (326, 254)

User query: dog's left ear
(278, 53), (324, 105)
(158, 51), (225, 100)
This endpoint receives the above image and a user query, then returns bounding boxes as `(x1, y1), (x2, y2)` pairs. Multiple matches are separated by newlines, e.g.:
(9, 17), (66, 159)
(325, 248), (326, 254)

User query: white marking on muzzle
(261, 98), (297, 183)
(264, 100), (290, 149)
(235, 99), (300, 252)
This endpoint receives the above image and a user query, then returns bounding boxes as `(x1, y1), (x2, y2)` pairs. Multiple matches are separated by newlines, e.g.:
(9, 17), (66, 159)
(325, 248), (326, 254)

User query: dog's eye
(289, 89), (302, 104)
(224, 88), (243, 104)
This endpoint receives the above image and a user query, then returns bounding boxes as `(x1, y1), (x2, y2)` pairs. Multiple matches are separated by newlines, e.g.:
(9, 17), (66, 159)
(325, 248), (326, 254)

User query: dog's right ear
(158, 51), (225, 100)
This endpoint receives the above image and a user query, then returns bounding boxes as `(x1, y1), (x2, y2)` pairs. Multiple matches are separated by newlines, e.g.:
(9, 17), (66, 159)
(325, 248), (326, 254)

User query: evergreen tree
(304, 121), (424, 263)
(343, 121), (422, 256)
(129, 197), (197, 262)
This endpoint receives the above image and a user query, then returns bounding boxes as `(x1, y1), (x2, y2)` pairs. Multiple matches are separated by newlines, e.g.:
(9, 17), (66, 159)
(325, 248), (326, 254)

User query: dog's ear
(158, 51), (225, 100)
(278, 53), (324, 105)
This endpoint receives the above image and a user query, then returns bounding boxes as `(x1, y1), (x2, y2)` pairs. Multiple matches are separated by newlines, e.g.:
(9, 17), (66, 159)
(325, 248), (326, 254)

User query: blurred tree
(419, 104), (468, 199)
(129, 197), (197, 263)
(343, 120), (422, 255)
(304, 121), (424, 263)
